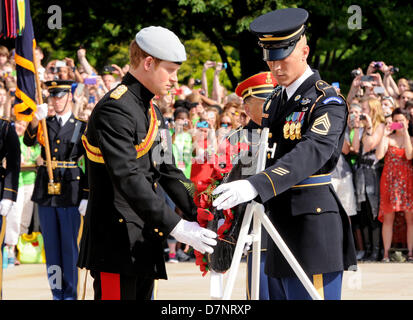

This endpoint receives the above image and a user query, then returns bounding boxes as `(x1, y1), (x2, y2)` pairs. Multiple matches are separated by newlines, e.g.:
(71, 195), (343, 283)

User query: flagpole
(32, 54), (54, 185)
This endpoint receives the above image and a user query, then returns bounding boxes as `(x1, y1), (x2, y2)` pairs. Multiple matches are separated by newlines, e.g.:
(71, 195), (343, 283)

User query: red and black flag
(1, 0), (37, 121)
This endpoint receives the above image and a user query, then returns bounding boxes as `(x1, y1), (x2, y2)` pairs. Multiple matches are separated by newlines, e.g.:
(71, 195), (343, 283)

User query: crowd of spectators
(337, 61), (413, 263)
(0, 42), (412, 266)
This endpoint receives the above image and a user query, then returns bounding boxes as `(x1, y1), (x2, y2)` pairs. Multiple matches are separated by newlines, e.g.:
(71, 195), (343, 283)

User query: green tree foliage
(23, 0), (413, 94)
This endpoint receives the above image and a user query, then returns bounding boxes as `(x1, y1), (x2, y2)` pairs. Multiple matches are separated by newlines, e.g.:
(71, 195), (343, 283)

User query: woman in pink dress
(376, 108), (413, 262)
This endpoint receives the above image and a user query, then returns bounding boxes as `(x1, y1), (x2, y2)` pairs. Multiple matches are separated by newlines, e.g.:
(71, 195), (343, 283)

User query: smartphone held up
(390, 122), (403, 131)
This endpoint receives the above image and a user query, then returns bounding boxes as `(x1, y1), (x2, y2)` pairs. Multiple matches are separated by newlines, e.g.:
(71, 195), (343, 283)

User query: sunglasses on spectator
(196, 121), (209, 128)
(220, 122), (231, 127)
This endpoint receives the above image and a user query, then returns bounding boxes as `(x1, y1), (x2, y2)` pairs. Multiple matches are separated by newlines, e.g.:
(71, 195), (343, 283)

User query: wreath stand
(210, 127), (322, 300)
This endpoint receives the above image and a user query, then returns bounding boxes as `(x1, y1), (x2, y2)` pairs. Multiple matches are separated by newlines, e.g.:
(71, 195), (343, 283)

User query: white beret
(135, 26), (187, 63)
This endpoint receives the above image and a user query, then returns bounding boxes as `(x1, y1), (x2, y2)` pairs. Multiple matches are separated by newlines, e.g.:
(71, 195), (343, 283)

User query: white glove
(34, 103), (48, 121)
(78, 199), (88, 216)
(212, 180), (258, 211)
(0, 199), (13, 217)
(170, 220), (217, 254)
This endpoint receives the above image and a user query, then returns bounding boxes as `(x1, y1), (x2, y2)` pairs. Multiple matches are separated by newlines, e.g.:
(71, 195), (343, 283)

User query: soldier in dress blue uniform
(23, 80), (88, 300)
(0, 116), (20, 298)
(77, 26), (217, 300)
(214, 8), (357, 300)
(234, 72), (280, 300)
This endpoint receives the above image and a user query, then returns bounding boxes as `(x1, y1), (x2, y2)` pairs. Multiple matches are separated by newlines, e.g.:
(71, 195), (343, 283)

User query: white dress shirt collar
(56, 111), (72, 127)
(282, 65), (314, 100)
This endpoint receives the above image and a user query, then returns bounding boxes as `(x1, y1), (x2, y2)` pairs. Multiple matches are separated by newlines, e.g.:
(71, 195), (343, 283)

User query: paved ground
(2, 261), (413, 300)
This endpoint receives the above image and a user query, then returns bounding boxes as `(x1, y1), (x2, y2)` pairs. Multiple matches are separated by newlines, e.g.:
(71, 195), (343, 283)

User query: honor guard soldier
(0, 116), (20, 297)
(214, 8), (357, 300)
(235, 72), (280, 300)
(77, 26), (217, 300)
(24, 80), (88, 300)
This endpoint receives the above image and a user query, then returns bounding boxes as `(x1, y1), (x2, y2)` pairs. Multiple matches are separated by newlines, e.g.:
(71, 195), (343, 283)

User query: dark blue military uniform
(0, 118), (20, 298)
(248, 73), (357, 292)
(23, 81), (87, 300)
(245, 8), (357, 300)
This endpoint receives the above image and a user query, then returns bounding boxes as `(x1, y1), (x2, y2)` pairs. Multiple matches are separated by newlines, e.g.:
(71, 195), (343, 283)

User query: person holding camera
(353, 97), (385, 261)
(342, 102), (365, 259)
(101, 64), (123, 91)
(347, 69), (364, 104)
(212, 62), (227, 105)
(376, 108), (413, 262)
(379, 62), (401, 101)
(201, 60), (227, 106)
(201, 60), (216, 98)
(366, 61), (386, 77)
(56, 60), (75, 82)
(382, 96), (395, 118)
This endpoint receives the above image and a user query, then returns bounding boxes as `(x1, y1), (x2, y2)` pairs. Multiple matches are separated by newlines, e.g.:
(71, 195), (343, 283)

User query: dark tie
(58, 117), (63, 127)
(281, 89), (288, 105)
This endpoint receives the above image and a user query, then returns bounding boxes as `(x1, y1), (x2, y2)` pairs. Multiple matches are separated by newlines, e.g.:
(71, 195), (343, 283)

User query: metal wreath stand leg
(210, 127), (322, 300)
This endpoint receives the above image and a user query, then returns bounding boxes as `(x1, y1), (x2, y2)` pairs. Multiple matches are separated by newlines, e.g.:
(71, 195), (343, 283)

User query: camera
(194, 79), (202, 86)
(351, 69), (361, 78)
(390, 66), (399, 73)
(103, 65), (115, 73)
(359, 114), (366, 121)
(84, 78), (97, 85)
(361, 75), (374, 82)
(55, 60), (66, 68)
(373, 61), (383, 69)
(164, 117), (174, 126)
(373, 86), (385, 95)
(390, 122), (403, 131)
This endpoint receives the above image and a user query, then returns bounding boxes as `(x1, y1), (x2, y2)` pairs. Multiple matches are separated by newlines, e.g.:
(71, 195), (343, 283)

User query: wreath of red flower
(193, 142), (247, 276)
